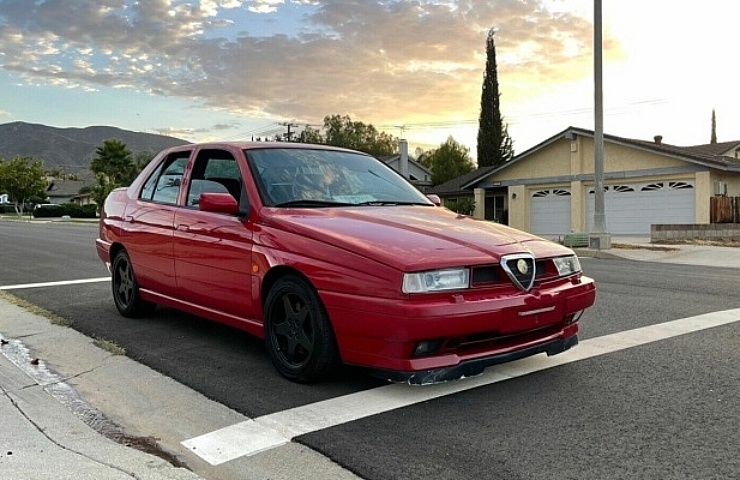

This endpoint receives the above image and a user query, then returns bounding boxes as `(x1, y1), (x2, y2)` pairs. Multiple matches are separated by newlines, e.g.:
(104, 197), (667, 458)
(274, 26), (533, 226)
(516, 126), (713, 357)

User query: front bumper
(321, 275), (595, 377)
(374, 333), (578, 385)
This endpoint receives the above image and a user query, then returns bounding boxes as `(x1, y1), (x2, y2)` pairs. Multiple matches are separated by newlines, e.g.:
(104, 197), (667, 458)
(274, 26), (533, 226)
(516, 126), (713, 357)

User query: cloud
(0, 0), (609, 126)
(247, 0), (284, 14)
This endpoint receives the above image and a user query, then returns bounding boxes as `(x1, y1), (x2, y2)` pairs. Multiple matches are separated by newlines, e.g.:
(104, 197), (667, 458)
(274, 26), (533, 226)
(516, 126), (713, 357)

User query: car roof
(164, 142), (367, 155)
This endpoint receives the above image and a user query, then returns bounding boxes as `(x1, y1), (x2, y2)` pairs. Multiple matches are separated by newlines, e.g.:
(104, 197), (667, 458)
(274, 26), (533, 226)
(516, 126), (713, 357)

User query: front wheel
(111, 250), (155, 318)
(264, 275), (339, 382)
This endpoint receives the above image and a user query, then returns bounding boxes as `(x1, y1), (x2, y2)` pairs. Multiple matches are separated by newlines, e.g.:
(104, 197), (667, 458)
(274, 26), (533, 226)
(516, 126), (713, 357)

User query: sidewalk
(0, 297), (361, 480)
(0, 351), (202, 479)
(575, 236), (740, 269)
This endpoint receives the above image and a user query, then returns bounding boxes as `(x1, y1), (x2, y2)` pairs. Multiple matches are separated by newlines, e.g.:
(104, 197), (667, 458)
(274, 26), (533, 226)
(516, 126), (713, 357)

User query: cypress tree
(710, 109), (717, 144)
(477, 28), (514, 168)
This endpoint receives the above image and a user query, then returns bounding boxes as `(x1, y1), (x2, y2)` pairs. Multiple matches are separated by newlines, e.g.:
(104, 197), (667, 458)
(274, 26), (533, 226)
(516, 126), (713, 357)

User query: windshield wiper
(356, 201), (431, 206)
(274, 199), (354, 208)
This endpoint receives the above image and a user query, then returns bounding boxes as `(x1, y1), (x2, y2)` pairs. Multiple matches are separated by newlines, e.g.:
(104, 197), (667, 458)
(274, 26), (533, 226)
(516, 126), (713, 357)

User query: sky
(0, 0), (737, 162)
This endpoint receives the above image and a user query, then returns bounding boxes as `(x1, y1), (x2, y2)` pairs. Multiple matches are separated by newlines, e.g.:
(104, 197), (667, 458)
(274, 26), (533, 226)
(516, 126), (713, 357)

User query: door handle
(123, 215), (134, 223)
(177, 224), (190, 231)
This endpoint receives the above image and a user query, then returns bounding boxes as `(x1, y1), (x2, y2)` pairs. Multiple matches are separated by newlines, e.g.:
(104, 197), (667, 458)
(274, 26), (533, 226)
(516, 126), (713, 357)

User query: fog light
(566, 310), (584, 325)
(413, 340), (443, 357)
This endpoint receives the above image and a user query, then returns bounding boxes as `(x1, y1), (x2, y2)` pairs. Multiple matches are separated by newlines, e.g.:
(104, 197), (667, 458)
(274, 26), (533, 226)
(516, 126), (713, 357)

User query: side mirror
(426, 194), (441, 206)
(199, 193), (239, 215)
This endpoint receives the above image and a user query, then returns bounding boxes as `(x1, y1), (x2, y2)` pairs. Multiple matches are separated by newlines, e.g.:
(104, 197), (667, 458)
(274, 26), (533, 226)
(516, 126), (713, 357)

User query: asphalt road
(1, 220), (739, 480)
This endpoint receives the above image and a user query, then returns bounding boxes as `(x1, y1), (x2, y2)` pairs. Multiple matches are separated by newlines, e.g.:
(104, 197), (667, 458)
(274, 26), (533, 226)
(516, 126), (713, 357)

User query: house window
(641, 183), (665, 191)
(535, 189), (572, 197)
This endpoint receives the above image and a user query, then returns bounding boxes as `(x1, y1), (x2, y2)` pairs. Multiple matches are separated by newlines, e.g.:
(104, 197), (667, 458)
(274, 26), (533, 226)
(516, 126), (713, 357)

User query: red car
(96, 142), (595, 384)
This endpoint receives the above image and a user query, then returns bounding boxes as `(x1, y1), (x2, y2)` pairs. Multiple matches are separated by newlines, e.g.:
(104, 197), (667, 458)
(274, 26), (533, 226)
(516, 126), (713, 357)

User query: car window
(247, 148), (431, 207)
(140, 152), (190, 205)
(186, 149), (244, 211)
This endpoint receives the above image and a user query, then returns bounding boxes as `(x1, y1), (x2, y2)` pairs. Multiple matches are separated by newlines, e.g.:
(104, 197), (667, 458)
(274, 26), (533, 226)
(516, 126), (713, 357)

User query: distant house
(429, 126), (740, 236)
(45, 179), (93, 205)
(379, 140), (433, 191)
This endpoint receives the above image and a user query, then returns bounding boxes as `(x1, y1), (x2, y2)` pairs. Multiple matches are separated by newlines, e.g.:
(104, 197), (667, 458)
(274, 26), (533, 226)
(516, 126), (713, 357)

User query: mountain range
(0, 122), (189, 179)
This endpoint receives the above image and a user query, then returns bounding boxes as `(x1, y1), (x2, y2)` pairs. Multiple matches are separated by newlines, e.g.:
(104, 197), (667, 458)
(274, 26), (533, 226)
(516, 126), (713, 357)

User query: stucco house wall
(429, 127), (740, 236)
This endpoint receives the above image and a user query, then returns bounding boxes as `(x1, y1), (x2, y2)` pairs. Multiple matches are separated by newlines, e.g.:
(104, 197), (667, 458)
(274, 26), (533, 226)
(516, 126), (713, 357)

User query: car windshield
(247, 148), (433, 207)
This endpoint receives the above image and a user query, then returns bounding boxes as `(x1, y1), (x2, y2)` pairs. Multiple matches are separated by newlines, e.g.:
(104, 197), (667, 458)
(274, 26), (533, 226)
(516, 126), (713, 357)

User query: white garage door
(586, 181), (695, 234)
(530, 188), (571, 235)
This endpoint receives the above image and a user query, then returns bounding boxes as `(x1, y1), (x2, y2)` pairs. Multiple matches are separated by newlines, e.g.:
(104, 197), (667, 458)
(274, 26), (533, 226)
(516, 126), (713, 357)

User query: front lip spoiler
(371, 334), (579, 386)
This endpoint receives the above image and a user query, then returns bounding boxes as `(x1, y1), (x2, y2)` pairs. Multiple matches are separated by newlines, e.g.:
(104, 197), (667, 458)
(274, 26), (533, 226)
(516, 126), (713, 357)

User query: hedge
(33, 203), (97, 218)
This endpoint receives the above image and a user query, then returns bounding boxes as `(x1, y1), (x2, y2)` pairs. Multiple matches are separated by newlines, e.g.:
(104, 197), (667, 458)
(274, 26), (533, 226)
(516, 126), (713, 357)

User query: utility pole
(280, 122), (298, 141)
(589, 0), (611, 250)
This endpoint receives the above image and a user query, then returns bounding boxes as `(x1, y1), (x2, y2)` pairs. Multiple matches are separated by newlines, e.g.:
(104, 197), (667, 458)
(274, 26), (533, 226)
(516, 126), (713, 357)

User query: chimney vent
(653, 135), (663, 145)
(399, 139), (409, 179)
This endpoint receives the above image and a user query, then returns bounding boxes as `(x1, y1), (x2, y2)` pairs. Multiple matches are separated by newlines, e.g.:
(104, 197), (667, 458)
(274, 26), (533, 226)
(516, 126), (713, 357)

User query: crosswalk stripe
(182, 308), (740, 465)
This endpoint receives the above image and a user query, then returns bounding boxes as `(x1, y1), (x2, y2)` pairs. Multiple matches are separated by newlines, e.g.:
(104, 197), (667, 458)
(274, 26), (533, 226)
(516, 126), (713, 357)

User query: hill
(0, 122), (190, 179)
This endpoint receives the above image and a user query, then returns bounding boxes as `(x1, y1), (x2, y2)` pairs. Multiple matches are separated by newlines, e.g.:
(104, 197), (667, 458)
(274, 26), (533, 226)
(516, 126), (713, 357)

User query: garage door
(530, 188), (571, 235)
(586, 181), (695, 234)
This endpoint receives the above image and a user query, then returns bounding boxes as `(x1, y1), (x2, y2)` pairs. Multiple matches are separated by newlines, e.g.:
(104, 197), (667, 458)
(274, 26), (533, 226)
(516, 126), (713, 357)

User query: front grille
(442, 323), (566, 355)
(501, 253), (536, 291)
(470, 261), (549, 288)
(471, 266), (501, 285)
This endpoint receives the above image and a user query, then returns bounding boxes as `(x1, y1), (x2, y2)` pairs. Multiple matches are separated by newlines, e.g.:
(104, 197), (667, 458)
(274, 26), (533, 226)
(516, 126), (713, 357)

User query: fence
(710, 196), (740, 223)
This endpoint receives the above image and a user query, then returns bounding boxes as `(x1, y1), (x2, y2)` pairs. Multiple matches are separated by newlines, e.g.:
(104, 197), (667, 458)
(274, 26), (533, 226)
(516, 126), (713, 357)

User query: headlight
(553, 255), (581, 276)
(402, 268), (470, 293)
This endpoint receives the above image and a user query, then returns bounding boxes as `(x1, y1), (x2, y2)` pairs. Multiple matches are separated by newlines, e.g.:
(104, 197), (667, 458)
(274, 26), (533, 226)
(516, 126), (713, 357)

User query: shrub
(445, 198), (476, 216)
(32, 202), (97, 218)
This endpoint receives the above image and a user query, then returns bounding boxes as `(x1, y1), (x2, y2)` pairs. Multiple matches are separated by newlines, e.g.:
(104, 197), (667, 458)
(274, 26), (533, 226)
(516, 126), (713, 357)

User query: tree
(90, 139), (136, 185)
(477, 28), (514, 168)
(416, 149), (433, 170)
(45, 167), (79, 181)
(297, 125), (325, 144)
(711, 109), (717, 144)
(0, 156), (48, 217)
(90, 139), (137, 207)
(428, 137), (476, 185)
(322, 115), (397, 157)
(293, 115), (398, 157)
(134, 151), (155, 173)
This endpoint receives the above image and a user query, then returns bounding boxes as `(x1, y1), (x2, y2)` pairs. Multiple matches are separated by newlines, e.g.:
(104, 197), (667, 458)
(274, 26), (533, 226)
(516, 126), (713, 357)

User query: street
(1, 220), (739, 480)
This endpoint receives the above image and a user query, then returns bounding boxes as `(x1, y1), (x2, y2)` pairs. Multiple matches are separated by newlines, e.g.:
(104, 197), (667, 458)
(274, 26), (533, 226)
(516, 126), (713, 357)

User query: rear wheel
(111, 250), (155, 318)
(264, 275), (339, 382)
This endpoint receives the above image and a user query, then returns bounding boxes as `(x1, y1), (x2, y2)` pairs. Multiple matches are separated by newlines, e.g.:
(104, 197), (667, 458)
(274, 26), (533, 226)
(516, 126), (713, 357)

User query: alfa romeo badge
(516, 258), (529, 275)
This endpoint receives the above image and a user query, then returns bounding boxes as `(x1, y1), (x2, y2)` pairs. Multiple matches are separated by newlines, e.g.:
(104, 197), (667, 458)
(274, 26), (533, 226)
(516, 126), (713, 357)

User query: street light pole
(590, 0), (611, 249)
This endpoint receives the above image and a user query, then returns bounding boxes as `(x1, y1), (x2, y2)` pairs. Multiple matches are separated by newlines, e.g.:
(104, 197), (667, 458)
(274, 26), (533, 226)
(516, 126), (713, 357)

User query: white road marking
(0, 277), (110, 290)
(182, 308), (740, 466)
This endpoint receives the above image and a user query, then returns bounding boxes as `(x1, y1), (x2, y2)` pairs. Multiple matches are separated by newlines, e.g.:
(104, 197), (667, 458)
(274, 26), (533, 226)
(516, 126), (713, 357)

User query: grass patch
(0, 290), (72, 326)
(611, 243), (679, 252)
(656, 239), (740, 248)
(93, 337), (126, 356)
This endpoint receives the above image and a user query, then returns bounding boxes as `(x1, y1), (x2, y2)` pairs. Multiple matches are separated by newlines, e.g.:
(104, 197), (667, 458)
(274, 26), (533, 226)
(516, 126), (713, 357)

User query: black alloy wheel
(111, 250), (155, 318)
(264, 275), (339, 382)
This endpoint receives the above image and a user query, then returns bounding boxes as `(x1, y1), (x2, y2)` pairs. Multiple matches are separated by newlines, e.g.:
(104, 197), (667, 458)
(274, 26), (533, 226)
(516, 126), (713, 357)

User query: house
(379, 140), (434, 191)
(429, 126), (740, 236)
(45, 179), (94, 205)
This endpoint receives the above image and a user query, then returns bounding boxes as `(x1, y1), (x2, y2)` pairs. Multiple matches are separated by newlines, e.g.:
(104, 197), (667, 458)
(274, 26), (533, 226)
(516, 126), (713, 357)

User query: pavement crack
(0, 383), (141, 479)
(2, 334), (192, 474)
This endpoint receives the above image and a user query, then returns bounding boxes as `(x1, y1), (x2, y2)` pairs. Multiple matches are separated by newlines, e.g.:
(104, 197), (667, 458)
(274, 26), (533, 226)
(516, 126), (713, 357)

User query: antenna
(394, 125), (409, 137)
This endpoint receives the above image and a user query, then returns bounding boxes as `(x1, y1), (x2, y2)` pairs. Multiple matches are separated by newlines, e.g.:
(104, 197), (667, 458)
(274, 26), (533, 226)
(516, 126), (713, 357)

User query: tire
(264, 275), (340, 383)
(111, 250), (155, 318)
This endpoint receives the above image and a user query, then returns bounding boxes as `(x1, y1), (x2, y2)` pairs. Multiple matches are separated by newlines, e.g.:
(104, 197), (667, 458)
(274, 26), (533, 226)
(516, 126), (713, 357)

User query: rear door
(124, 150), (191, 296)
(173, 148), (256, 321)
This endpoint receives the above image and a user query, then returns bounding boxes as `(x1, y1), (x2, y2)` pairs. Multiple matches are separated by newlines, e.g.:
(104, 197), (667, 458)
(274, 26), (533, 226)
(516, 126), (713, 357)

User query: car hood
(260, 206), (573, 271)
